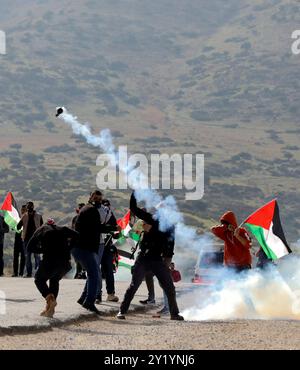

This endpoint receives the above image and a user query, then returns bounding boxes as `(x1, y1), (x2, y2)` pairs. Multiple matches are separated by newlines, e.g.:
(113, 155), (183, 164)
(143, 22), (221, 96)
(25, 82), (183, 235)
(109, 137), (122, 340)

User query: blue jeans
(101, 248), (116, 295)
(71, 248), (100, 305)
(97, 243), (105, 298)
(25, 240), (40, 276)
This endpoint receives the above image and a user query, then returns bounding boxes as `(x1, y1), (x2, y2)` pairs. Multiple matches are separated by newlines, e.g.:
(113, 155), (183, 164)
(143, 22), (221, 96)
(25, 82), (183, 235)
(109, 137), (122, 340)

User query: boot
(43, 294), (57, 318)
(40, 298), (51, 317)
(106, 294), (119, 302)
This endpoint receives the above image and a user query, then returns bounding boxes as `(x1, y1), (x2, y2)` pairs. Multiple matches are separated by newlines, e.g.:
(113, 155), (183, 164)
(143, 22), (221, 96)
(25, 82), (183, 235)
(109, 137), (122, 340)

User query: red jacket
(211, 211), (252, 267)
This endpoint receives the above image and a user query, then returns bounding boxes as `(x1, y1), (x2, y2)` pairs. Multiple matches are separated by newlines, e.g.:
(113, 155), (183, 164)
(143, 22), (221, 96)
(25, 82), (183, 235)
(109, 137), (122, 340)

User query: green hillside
(0, 0), (299, 259)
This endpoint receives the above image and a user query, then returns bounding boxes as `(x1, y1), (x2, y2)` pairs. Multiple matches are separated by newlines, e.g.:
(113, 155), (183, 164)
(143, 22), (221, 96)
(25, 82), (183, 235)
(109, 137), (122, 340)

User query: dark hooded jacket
(211, 211), (252, 267)
(75, 203), (118, 254)
(130, 193), (175, 259)
(27, 224), (78, 264)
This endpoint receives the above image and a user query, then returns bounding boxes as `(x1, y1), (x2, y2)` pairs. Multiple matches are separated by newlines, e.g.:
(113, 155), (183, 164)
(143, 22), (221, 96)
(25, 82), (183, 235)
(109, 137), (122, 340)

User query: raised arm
(211, 224), (227, 241)
(130, 192), (154, 225)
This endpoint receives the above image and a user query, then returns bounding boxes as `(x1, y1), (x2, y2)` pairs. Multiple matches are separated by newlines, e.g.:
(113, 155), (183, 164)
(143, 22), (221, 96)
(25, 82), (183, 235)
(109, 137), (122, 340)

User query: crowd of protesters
(0, 190), (271, 319)
(0, 190), (185, 319)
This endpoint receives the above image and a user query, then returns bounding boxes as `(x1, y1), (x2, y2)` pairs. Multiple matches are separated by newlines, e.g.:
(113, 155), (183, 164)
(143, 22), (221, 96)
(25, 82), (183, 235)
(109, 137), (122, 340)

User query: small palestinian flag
(0, 192), (21, 232)
(117, 210), (131, 236)
(244, 199), (291, 260)
(117, 249), (135, 270)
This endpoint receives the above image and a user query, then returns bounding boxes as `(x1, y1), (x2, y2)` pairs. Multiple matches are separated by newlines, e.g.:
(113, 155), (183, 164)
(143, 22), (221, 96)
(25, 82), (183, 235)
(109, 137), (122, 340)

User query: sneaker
(157, 306), (169, 315)
(79, 272), (87, 279)
(139, 299), (156, 305)
(170, 314), (184, 321)
(82, 302), (101, 315)
(95, 295), (102, 304)
(107, 294), (119, 302)
(23, 274), (32, 278)
(11, 274), (18, 277)
(116, 312), (126, 320)
(77, 297), (85, 306)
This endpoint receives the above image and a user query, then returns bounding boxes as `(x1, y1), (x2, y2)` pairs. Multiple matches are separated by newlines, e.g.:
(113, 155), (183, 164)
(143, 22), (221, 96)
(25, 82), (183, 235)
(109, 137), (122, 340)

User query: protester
(139, 271), (156, 305)
(256, 247), (274, 269)
(27, 218), (78, 318)
(72, 190), (120, 314)
(140, 224), (176, 317)
(117, 192), (184, 321)
(211, 211), (252, 272)
(12, 205), (27, 277)
(98, 199), (120, 303)
(71, 203), (86, 279)
(94, 196), (116, 304)
(17, 201), (43, 277)
(0, 213), (9, 276)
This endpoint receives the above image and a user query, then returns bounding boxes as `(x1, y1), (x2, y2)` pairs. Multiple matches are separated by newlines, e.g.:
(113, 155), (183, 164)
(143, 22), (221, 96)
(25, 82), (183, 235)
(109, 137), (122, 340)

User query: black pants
(0, 236), (4, 275)
(145, 271), (155, 301)
(34, 261), (71, 299)
(74, 262), (83, 277)
(120, 255), (179, 316)
(101, 249), (115, 295)
(227, 264), (251, 273)
(145, 257), (172, 301)
(13, 234), (25, 276)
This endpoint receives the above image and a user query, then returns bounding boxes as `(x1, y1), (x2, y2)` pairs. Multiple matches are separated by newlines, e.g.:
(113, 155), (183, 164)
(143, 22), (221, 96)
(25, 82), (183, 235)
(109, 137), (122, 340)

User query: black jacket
(0, 215), (9, 236)
(27, 224), (78, 264)
(75, 203), (118, 253)
(130, 193), (175, 259)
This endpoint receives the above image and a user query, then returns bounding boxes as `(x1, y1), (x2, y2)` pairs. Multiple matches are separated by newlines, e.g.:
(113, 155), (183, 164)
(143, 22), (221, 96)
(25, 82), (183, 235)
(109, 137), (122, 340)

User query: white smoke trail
(58, 109), (208, 254)
(182, 255), (300, 321)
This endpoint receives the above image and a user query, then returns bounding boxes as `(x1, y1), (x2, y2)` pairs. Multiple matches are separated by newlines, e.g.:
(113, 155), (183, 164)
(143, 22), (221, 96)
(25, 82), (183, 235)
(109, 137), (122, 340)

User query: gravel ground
(0, 311), (300, 350)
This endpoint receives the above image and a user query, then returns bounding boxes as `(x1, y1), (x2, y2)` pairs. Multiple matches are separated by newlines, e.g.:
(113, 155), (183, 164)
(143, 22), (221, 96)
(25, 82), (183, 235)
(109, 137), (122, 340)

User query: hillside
(0, 0), (299, 257)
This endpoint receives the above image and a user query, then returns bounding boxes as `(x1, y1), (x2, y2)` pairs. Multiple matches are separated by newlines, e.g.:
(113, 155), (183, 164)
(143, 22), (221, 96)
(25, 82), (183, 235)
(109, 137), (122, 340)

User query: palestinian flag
(0, 192), (21, 232)
(244, 199), (291, 260)
(118, 249), (135, 270)
(117, 210), (131, 236)
(115, 211), (141, 269)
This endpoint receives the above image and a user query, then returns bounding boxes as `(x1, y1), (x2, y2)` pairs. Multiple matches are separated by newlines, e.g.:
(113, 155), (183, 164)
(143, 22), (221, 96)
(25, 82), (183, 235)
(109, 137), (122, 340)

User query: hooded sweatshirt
(211, 211), (252, 267)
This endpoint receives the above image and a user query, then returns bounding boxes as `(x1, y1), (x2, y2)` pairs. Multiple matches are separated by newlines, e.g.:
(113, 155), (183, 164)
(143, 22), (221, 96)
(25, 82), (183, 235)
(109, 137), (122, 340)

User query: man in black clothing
(117, 192), (184, 321)
(27, 218), (78, 318)
(72, 190), (120, 314)
(140, 226), (175, 315)
(99, 199), (120, 302)
(12, 205), (27, 277)
(0, 214), (9, 276)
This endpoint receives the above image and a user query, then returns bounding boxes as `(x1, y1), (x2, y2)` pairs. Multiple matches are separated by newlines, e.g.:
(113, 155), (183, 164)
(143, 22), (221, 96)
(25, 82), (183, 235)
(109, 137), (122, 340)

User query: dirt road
(0, 311), (299, 350)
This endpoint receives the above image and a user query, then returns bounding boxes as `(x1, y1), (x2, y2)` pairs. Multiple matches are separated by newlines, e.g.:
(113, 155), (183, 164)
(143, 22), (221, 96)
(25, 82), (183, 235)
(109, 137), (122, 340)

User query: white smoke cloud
(182, 255), (300, 321)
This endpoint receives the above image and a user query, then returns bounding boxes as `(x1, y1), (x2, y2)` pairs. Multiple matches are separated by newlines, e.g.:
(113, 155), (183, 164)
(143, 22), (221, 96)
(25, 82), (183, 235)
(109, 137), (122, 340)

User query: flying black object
(55, 107), (65, 117)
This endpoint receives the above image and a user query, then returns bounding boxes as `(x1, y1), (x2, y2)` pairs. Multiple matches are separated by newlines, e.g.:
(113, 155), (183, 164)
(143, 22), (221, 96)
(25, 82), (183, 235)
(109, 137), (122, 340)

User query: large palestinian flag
(244, 199), (291, 260)
(0, 192), (21, 232)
